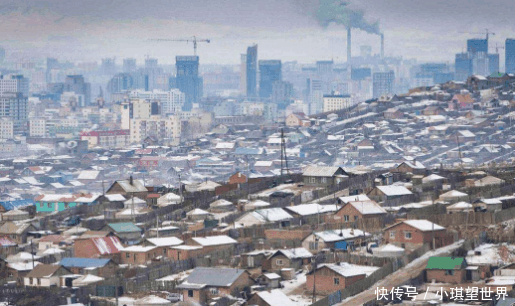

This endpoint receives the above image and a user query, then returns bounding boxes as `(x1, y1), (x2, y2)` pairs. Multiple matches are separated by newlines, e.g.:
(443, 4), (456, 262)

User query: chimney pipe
(347, 27), (352, 67)
(130, 176), (133, 185)
(380, 33), (384, 60)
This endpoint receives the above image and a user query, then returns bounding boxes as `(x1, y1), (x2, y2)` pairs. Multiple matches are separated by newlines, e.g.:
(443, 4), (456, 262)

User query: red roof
(39, 235), (67, 243)
(453, 94), (474, 104)
(146, 193), (160, 198)
(91, 237), (124, 255)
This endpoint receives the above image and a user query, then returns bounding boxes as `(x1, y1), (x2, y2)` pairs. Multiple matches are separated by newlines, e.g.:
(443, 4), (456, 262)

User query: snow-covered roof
(255, 289), (297, 306)
(399, 220), (445, 232)
(440, 190), (468, 198)
(422, 174), (446, 183)
(146, 237), (183, 247)
(191, 235), (237, 246)
(345, 201), (387, 215)
(104, 194), (126, 202)
(186, 208), (211, 216)
(318, 262), (379, 277)
(246, 208), (293, 222)
(338, 194), (370, 203)
(313, 229), (370, 242)
(77, 170), (100, 180)
(273, 247), (312, 259)
(284, 204), (338, 216)
(375, 185), (412, 196)
(302, 166), (342, 177)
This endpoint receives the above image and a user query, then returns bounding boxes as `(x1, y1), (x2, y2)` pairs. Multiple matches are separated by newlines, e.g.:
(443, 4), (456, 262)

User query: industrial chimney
(347, 27), (352, 66)
(380, 33), (385, 60)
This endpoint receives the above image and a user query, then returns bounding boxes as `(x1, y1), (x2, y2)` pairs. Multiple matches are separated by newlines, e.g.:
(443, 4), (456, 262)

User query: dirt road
(335, 241), (464, 306)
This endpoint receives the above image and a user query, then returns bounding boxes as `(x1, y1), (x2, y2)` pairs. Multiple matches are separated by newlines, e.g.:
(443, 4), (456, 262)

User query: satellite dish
(67, 141), (78, 149)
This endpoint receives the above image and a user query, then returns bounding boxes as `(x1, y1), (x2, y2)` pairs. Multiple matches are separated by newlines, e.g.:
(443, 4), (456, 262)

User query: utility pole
(432, 193), (435, 250)
(312, 246), (318, 303)
(30, 240), (34, 269)
(456, 133), (463, 168)
(178, 174), (183, 205)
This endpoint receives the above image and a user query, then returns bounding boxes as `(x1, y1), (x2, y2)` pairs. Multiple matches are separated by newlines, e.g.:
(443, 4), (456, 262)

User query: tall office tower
(316, 60), (334, 75)
(259, 60), (282, 98)
(107, 73), (134, 96)
(101, 58), (116, 75)
(246, 45), (258, 97)
(306, 78), (323, 115)
(455, 53), (473, 81)
(145, 58), (158, 70)
(472, 52), (489, 76)
(372, 70), (395, 99)
(123, 58), (137, 73)
(488, 54), (500, 74)
(64, 75), (91, 106)
(506, 39), (515, 74)
(0, 47), (5, 63)
(0, 75), (29, 97)
(240, 54), (247, 95)
(271, 81), (293, 104)
(467, 39), (488, 54)
(0, 93), (28, 135)
(175, 56), (202, 111)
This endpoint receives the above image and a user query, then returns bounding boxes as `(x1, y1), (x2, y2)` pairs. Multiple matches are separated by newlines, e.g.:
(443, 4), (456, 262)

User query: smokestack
(380, 33), (384, 60)
(347, 27), (352, 66)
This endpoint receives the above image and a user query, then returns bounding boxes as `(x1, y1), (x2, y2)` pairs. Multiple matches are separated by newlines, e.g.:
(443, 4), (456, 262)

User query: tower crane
(493, 43), (505, 54)
(148, 36), (211, 56)
(459, 29), (496, 40)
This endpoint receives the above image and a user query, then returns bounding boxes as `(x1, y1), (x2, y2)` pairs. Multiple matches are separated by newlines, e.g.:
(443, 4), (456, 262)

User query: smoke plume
(316, 0), (380, 34)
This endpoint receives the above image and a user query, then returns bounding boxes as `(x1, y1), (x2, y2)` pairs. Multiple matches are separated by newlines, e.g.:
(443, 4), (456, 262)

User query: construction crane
(148, 36), (211, 56)
(459, 29), (496, 40)
(493, 43), (505, 54)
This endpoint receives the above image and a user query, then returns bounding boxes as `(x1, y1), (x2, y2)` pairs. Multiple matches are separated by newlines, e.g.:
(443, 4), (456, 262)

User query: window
(389, 231), (395, 239)
(188, 290), (194, 297)
(64, 203), (69, 209)
(29, 277), (33, 284)
(445, 270), (455, 275)
(47, 203), (51, 208)
(344, 215), (349, 222)
(309, 242), (319, 250)
(404, 231), (412, 239)
(210, 288), (219, 295)
(39, 203), (43, 207)
(354, 216), (358, 221)
(8, 272), (13, 278)
(334, 278), (340, 285)
(37, 278), (41, 285)
(276, 259), (284, 266)
(126, 253), (130, 258)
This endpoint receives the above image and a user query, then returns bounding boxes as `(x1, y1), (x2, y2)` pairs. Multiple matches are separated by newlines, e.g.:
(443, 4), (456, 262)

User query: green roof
(426, 257), (465, 270)
(489, 72), (504, 78)
(108, 222), (141, 233)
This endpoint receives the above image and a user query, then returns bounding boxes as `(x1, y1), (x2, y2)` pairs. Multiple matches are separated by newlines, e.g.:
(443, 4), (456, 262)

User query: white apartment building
(0, 75), (29, 97)
(29, 119), (46, 137)
(0, 118), (13, 139)
(129, 89), (185, 115)
(130, 115), (181, 146)
(323, 94), (352, 113)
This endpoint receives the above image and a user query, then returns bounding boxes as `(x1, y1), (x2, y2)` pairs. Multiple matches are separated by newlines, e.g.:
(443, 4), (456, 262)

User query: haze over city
(1, 1), (515, 305)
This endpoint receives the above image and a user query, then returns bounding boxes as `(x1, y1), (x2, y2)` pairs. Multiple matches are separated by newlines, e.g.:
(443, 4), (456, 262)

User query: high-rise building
(107, 73), (134, 97)
(467, 39), (488, 54)
(455, 53), (472, 81)
(246, 45), (258, 97)
(64, 75), (91, 106)
(0, 93), (28, 135)
(129, 89), (185, 115)
(372, 71), (395, 99)
(175, 56), (202, 111)
(101, 58), (116, 75)
(488, 54), (500, 74)
(123, 58), (137, 73)
(271, 81), (293, 104)
(259, 60), (282, 98)
(506, 39), (515, 74)
(0, 75), (29, 97)
(0, 118), (13, 139)
(240, 54), (247, 95)
(306, 78), (323, 115)
(145, 58), (158, 70)
(472, 52), (489, 76)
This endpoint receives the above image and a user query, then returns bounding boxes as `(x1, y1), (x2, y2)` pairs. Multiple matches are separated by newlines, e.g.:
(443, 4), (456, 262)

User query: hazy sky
(2, 0), (514, 67)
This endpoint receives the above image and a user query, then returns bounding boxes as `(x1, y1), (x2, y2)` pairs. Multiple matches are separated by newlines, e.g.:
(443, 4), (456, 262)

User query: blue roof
(59, 257), (111, 268)
(0, 199), (34, 211)
(234, 148), (262, 155)
(108, 222), (141, 233)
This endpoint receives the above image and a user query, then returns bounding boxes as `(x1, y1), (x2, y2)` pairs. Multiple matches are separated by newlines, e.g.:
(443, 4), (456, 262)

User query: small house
(425, 257), (467, 284)
(302, 166), (348, 187)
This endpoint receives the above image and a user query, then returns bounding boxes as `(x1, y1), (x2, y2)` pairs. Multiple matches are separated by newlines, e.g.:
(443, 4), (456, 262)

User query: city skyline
(1, 0), (515, 67)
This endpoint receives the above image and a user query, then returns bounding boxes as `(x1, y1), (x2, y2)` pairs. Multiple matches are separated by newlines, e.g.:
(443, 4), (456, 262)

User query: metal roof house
(302, 166), (348, 187)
